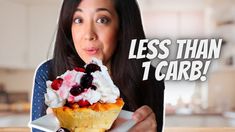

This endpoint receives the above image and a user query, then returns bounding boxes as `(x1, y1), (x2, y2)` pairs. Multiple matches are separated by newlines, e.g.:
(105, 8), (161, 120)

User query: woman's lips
(84, 48), (99, 55)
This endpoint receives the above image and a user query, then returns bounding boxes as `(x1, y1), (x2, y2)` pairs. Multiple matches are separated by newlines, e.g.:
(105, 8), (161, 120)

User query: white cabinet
(0, 1), (28, 68)
(165, 114), (229, 127)
(0, 1), (60, 69)
(27, 4), (59, 68)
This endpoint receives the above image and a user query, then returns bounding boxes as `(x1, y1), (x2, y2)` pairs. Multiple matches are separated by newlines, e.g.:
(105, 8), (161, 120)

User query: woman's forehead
(73, 0), (118, 18)
(77, 0), (115, 12)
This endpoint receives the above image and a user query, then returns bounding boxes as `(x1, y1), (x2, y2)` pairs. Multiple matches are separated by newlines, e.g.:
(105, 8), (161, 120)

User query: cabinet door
(0, 2), (28, 68)
(28, 5), (60, 68)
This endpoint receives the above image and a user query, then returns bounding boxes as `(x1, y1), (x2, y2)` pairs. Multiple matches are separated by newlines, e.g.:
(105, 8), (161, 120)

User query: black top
(141, 66), (165, 132)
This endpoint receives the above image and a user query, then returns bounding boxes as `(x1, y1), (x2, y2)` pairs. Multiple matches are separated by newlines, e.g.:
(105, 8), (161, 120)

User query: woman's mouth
(84, 48), (99, 55)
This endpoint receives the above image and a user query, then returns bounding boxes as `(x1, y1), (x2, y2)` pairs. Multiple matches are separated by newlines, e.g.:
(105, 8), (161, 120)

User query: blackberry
(85, 63), (101, 73)
(70, 85), (84, 96)
(80, 74), (93, 88)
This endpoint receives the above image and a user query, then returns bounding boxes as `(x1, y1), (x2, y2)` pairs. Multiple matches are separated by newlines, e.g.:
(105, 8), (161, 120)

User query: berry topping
(74, 67), (85, 72)
(51, 78), (63, 90)
(64, 100), (72, 107)
(68, 96), (75, 103)
(78, 99), (90, 107)
(56, 127), (70, 132)
(80, 74), (93, 88)
(85, 63), (101, 73)
(91, 85), (97, 90)
(70, 85), (84, 96)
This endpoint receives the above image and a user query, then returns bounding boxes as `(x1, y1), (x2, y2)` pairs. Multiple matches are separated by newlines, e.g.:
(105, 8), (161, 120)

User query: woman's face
(71, 0), (119, 65)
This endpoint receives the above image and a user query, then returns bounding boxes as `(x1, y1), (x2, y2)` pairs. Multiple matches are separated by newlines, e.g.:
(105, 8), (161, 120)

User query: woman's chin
(84, 56), (103, 64)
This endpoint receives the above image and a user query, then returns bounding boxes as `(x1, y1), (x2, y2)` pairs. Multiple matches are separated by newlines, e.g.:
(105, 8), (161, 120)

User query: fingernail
(132, 114), (140, 121)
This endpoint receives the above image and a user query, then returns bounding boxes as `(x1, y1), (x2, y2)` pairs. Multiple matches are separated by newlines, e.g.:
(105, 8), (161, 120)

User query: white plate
(29, 110), (136, 132)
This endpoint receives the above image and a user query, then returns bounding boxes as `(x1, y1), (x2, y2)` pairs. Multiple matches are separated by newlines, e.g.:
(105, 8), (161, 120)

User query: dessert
(44, 58), (124, 132)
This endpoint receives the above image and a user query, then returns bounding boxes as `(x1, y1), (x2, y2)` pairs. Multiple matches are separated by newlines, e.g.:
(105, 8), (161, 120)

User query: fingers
(129, 105), (157, 132)
(110, 117), (127, 129)
(129, 112), (157, 132)
(132, 105), (154, 122)
(46, 108), (53, 114)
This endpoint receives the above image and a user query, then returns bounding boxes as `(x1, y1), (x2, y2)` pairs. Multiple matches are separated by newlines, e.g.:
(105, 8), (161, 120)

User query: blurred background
(0, 0), (235, 128)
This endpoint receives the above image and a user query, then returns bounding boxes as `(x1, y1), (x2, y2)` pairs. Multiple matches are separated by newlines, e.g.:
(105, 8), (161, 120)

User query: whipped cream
(44, 86), (65, 108)
(44, 58), (120, 108)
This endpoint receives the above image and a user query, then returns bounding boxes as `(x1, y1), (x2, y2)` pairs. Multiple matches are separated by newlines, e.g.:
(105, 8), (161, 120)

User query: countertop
(164, 128), (235, 132)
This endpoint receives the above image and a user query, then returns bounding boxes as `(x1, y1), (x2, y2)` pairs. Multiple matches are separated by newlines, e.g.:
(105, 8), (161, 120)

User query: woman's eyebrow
(75, 8), (82, 12)
(96, 8), (113, 15)
(74, 8), (112, 15)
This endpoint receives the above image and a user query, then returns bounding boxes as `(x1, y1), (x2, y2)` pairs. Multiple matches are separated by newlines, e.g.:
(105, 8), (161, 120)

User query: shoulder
(36, 60), (51, 71)
(34, 60), (52, 81)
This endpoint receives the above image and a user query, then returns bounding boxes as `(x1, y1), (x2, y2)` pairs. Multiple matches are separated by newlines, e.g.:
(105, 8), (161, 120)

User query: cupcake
(44, 58), (124, 132)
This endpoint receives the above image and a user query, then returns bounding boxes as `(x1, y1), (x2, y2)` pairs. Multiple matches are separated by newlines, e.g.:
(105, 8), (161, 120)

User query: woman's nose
(84, 23), (97, 41)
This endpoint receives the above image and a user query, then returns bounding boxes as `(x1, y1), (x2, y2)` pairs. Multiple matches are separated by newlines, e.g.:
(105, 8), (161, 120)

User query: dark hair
(50, 0), (147, 111)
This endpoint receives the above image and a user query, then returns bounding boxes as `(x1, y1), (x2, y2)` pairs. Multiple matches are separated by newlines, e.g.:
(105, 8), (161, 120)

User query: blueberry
(85, 63), (101, 73)
(70, 85), (84, 96)
(56, 127), (70, 132)
(80, 74), (93, 88)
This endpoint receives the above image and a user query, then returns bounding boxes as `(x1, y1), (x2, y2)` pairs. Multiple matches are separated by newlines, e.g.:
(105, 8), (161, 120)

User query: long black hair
(50, 0), (148, 111)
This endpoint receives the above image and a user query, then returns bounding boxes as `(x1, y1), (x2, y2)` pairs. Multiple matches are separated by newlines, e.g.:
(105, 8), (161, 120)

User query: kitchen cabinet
(207, 1), (235, 68)
(0, 2), (28, 69)
(0, 113), (29, 127)
(165, 114), (231, 127)
(208, 68), (235, 112)
(27, 4), (59, 68)
(0, 1), (60, 69)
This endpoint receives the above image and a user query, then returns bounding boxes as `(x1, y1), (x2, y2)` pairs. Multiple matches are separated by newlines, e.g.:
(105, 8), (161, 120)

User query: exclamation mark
(200, 61), (211, 81)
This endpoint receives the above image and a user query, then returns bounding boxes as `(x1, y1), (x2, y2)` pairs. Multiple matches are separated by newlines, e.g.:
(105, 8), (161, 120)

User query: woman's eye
(74, 18), (82, 24)
(97, 17), (110, 24)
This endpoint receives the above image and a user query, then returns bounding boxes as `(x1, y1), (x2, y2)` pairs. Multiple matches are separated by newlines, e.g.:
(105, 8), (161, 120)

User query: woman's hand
(110, 105), (157, 132)
(46, 108), (53, 114)
(129, 105), (157, 132)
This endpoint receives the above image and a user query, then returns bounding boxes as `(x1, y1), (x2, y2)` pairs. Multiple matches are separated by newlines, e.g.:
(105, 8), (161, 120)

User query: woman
(31, 0), (164, 131)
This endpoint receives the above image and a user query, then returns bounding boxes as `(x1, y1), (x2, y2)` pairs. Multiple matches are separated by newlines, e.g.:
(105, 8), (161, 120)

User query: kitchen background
(0, 0), (235, 128)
